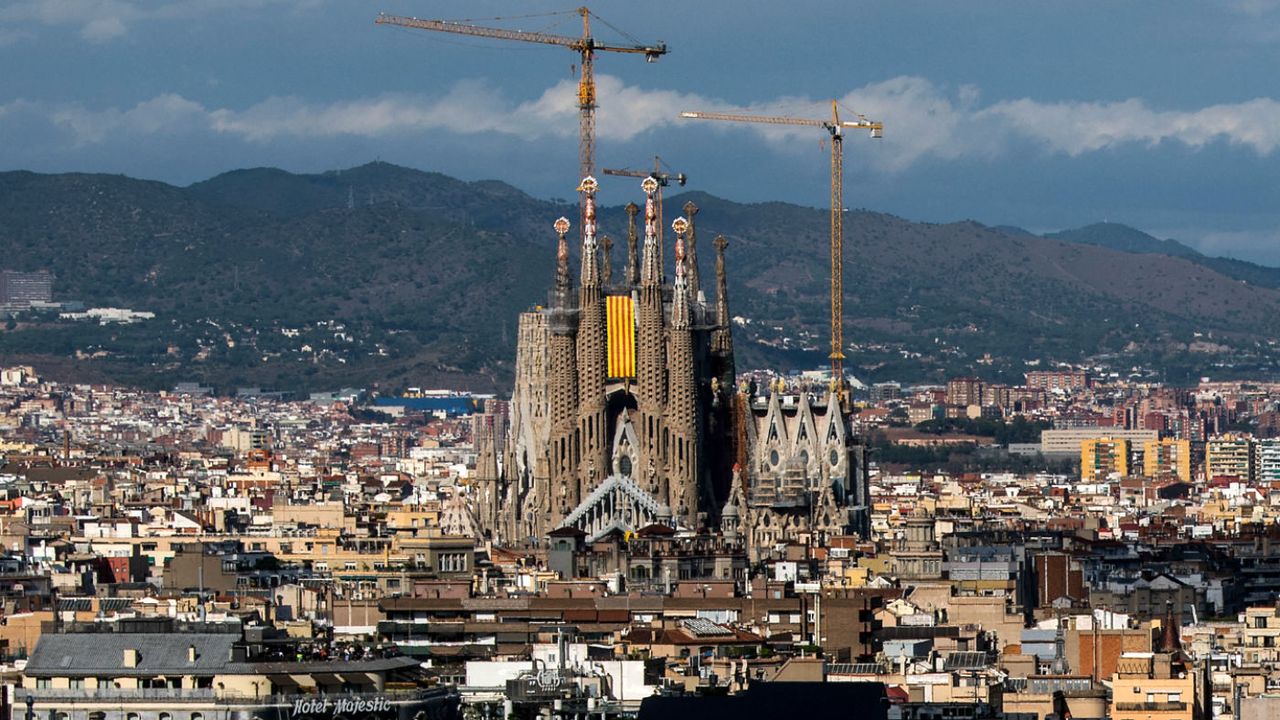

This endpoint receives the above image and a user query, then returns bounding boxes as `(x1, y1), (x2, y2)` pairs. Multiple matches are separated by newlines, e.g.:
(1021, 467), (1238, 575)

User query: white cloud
(0, 0), (140, 43)
(10, 75), (1280, 174)
(207, 81), (521, 142)
(676, 77), (1280, 170)
(0, 0), (323, 43)
(839, 76), (997, 170)
(80, 14), (126, 41)
(981, 96), (1280, 156)
(49, 93), (207, 145)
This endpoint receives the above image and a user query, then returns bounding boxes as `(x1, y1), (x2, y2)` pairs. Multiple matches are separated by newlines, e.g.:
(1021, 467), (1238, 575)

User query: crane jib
(376, 7), (667, 206)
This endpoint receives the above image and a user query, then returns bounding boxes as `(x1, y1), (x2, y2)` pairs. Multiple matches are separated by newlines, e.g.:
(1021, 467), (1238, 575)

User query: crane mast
(680, 102), (882, 406)
(376, 8), (667, 212)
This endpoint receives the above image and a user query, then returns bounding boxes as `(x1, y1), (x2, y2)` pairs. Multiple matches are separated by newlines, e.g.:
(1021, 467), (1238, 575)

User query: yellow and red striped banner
(606, 295), (636, 378)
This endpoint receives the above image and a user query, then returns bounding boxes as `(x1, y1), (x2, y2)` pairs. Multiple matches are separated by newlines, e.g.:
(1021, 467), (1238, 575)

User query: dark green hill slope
(1046, 222), (1202, 258)
(1, 163), (1278, 393)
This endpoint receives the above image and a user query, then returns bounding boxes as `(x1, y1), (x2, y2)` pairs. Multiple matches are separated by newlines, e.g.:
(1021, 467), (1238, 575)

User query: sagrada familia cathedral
(473, 177), (869, 554)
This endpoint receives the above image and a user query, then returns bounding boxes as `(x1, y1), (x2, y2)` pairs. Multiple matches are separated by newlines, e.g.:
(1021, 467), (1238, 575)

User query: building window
(439, 552), (467, 573)
(35, 678), (50, 689)
(68, 678), (84, 689)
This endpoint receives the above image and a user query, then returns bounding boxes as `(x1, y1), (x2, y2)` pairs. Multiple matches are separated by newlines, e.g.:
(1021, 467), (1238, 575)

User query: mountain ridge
(0, 162), (1277, 393)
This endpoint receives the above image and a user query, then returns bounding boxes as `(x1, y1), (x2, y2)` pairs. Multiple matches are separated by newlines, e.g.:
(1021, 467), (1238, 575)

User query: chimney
(188, 645), (198, 663)
(1162, 601), (1179, 652)
(1153, 652), (1173, 679)
(123, 648), (139, 668)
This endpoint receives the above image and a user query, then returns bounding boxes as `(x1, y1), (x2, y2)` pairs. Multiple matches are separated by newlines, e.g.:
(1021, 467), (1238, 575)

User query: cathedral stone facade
(473, 177), (868, 552)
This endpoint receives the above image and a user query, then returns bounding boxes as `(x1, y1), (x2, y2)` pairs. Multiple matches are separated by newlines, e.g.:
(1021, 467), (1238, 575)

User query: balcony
(17, 686), (451, 706)
(1114, 701), (1188, 712)
(19, 688), (215, 702)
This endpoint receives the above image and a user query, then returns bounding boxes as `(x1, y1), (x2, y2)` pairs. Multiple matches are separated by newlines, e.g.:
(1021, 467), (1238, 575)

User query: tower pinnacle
(640, 177), (662, 287)
(624, 202), (640, 286)
(578, 176), (600, 288)
(683, 201), (701, 301)
(671, 216), (690, 330)
(554, 216), (573, 294)
(713, 235), (733, 355)
(601, 235), (613, 285)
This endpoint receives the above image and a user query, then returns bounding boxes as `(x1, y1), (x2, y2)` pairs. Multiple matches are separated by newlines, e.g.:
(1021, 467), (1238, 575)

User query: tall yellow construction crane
(376, 8), (667, 187)
(603, 156), (686, 251)
(680, 101), (882, 404)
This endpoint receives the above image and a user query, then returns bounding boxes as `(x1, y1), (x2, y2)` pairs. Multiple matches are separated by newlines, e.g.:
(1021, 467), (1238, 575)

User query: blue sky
(4, 1), (1280, 262)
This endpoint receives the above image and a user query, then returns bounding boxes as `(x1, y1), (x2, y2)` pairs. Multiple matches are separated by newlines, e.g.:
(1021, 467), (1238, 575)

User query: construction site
(375, 7), (881, 548)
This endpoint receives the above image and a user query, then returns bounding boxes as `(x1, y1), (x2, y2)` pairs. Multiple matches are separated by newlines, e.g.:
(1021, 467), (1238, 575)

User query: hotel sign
(289, 696), (396, 718)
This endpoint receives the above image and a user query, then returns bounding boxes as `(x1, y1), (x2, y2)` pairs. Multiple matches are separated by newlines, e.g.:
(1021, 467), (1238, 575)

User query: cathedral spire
(554, 216), (573, 294)
(671, 217), (690, 330)
(683, 201), (701, 302)
(635, 175), (669, 468)
(575, 175), (608, 510)
(713, 235), (733, 354)
(667, 213), (698, 527)
(601, 235), (613, 286)
(640, 177), (662, 287)
(578, 176), (600, 288)
(624, 202), (640, 286)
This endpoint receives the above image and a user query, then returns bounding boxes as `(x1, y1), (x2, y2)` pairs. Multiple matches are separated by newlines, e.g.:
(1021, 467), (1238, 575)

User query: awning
(311, 672), (344, 685)
(340, 672), (378, 687)
(269, 674), (301, 688)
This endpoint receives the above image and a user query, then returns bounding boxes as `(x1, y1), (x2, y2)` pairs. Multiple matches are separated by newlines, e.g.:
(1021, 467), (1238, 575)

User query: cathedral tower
(667, 216), (699, 526)
(482, 175), (863, 550)
(636, 177), (669, 495)
(547, 216), (580, 525)
(576, 178), (609, 508)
